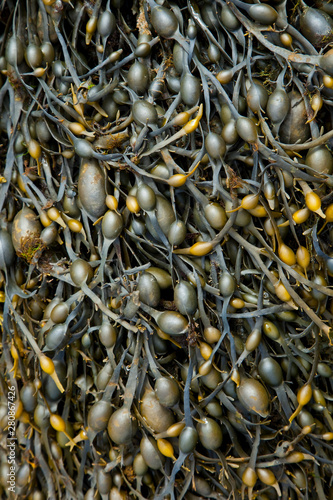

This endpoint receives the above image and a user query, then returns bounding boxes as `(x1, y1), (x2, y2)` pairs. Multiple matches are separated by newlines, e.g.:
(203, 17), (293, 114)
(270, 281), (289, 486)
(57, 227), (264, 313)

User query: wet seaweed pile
(1, 0), (333, 499)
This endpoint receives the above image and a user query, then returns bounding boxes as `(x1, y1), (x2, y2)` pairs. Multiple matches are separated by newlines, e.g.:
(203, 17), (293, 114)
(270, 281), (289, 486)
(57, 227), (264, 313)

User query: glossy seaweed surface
(0, 1), (333, 499)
